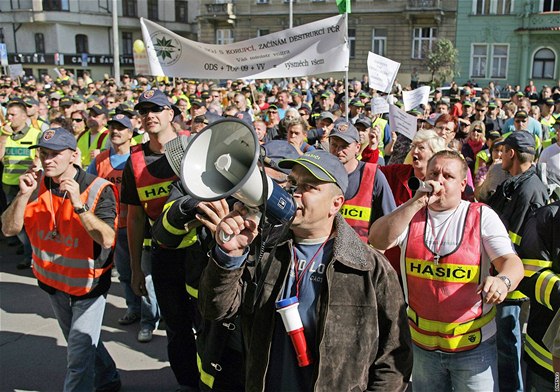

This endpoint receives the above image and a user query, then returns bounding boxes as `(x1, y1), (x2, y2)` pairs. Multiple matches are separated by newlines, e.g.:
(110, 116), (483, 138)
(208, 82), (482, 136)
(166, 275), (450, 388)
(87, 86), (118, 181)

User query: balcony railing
(407, 0), (442, 9)
(205, 3), (235, 16)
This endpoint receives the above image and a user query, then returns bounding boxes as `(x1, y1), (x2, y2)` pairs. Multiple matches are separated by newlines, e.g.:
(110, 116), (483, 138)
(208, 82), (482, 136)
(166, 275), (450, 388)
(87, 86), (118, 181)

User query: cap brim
(278, 158), (337, 184)
(29, 143), (76, 151)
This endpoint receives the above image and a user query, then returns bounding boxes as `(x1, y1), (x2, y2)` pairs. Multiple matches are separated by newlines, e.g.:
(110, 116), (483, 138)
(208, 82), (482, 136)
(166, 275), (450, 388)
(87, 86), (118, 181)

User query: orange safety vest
(95, 149), (127, 228)
(24, 177), (118, 296)
(129, 144), (178, 222)
(339, 163), (376, 243)
(404, 203), (496, 352)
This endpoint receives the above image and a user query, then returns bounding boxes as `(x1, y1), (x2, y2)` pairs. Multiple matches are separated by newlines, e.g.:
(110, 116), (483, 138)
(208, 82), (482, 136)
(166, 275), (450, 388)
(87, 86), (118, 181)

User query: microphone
(407, 177), (433, 193)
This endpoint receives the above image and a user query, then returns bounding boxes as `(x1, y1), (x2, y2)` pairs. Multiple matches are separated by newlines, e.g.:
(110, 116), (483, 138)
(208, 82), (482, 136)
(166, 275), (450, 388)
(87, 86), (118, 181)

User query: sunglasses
(298, 112), (308, 116)
(72, 118), (84, 122)
(473, 128), (483, 133)
(138, 106), (167, 116)
(476, 108), (486, 112)
(268, 110), (278, 114)
(514, 119), (527, 123)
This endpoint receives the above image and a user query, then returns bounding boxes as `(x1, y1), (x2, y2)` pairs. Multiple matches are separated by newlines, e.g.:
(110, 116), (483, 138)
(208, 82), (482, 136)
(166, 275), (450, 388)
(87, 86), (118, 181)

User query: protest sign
(141, 15), (349, 79)
(370, 96), (389, 115)
(388, 104), (417, 140)
(403, 86), (430, 111)
(367, 52), (400, 94)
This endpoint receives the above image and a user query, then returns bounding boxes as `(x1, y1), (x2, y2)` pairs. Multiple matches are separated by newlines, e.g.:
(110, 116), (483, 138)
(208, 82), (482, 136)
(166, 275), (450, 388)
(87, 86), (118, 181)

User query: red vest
(129, 144), (177, 222)
(25, 177), (117, 296)
(404, 202), (495, 352)
(95, 149), (127, 228)
(339, 163), (377, 243)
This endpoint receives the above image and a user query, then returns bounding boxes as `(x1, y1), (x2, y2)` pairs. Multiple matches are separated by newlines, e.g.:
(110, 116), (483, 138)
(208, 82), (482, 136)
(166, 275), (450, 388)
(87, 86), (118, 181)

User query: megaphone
(180, 118), (297, 227)
(407, 176), (433, 193)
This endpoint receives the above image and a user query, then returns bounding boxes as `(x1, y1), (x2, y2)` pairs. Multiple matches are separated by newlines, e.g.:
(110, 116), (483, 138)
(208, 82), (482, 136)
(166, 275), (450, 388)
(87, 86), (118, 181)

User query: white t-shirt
(395, 200), (515, 341)
(539, 142), (560, 176)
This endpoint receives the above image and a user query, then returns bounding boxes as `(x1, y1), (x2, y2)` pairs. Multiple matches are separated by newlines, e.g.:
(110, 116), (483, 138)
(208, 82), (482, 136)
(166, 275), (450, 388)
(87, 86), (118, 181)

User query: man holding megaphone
(198, 150), (412, 391)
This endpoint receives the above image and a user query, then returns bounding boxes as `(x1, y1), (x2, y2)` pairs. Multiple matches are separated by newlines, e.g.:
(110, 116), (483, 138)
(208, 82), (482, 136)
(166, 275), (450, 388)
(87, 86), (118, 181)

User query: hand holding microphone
(408, 177), (444, 205)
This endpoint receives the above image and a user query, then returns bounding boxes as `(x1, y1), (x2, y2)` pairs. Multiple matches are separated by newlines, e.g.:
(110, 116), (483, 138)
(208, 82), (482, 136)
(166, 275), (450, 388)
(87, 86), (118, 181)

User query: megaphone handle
(218, 207), (262, 243)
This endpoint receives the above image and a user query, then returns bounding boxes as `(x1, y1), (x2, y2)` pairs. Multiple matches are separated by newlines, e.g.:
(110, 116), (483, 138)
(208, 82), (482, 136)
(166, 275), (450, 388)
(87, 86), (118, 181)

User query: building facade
(196, 0), (458, 85)
(0, 0), (198, 80)
(455, 0), (560, 90)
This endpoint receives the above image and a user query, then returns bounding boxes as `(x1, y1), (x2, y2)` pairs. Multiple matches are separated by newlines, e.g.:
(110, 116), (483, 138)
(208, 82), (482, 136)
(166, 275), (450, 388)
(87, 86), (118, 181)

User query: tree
(425, 38), (459, 87)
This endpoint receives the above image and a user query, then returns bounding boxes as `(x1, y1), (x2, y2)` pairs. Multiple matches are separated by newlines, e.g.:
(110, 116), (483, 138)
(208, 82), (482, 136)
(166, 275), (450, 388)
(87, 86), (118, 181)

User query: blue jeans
(114, 228), (159, 330)
(49, 291), (119, 392)
(496, 302), (523, 392)
(411, 335), (498, 392)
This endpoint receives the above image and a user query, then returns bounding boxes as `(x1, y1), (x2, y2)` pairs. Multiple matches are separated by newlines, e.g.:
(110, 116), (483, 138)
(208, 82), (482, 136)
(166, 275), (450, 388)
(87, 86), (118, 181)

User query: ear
(330, 192), (345, 216)
(70, 149), (79, 164)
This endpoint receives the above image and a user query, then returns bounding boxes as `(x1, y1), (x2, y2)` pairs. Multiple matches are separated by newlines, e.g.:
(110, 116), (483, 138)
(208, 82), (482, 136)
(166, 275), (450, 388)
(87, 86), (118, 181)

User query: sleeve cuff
(213, 245), (249, 270)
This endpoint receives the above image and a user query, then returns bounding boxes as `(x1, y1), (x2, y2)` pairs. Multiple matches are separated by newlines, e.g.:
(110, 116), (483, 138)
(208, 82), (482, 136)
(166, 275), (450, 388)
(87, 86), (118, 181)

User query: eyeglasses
(268, 110), (278, 114)
(514, 119), (527, 123)
(51, 98), (60, 101)
(72, 118), (84, 122)
(473, 128), (483, 133)
(298, 112), (308, 116)
(476, 108), (486, 112)
(138, 106), (167, 116)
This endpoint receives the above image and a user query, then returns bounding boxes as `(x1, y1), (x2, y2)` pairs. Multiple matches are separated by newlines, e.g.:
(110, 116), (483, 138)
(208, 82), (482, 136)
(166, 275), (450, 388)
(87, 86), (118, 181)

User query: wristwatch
(497, 275), (512, 292)
(74, 204), (89, 214)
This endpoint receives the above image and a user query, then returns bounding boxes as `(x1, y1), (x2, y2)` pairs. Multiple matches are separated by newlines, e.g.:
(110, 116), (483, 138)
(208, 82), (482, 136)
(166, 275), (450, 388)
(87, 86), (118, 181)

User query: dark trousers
(151, 245), (199, 388)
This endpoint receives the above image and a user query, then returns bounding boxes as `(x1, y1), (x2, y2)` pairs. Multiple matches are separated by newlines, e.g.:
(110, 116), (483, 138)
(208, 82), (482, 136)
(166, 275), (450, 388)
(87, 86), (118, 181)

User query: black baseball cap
(30, 127), (77, 151)
(496, 131), (536, 155)
(108, 114), (133, 129)
(279, 150), (348, 194)
(262, 140), (299, 174)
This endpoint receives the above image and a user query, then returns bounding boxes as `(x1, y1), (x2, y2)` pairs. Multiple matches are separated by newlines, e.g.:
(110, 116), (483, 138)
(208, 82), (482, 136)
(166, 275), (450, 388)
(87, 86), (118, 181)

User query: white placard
(141, 15), (349, 79)
(8, 64), (24, 78)
(388, 104), (417, 140)
(370, 96), (389, 114)
(403, 86), (431, 112)
(366, 52), (400, 94)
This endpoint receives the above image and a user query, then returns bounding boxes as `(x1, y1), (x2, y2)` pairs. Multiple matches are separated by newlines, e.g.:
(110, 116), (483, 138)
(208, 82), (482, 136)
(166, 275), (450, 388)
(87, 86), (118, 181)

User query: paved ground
(0, 237), (178, 392)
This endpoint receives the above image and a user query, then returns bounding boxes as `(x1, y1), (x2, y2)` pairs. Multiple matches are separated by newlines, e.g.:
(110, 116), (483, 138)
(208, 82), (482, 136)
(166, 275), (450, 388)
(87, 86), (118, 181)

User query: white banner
(388, 104), (417, 140)
(367, 52), (400, 94)
(370, 96), (390, 115)
(403, 86), (430, 112)
(140, 15), (349, 79)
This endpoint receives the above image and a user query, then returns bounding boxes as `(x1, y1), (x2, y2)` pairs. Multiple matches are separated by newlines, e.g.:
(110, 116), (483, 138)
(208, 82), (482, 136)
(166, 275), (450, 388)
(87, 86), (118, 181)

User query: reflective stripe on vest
(340, 163), (376, 243)
(522, 258), (553, 278)
(535, 270), (560, 310)
(405, 203), (493, 352)
(95, 149), (127, 228)
(509, 230), (522, 245)
(130, 144), (177, 222)
(197, 353), (215, 389)
(186, 283), (198, 299)
(506, 230), (528, 300)
(525, 334), (553, 372)
(25, 177), (117, 296)
(2, 126), (41, 185)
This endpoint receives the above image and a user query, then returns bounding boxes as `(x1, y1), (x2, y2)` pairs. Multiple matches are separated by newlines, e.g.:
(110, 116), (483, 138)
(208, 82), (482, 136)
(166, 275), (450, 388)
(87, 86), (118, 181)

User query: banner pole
(345, 12), (349, 122)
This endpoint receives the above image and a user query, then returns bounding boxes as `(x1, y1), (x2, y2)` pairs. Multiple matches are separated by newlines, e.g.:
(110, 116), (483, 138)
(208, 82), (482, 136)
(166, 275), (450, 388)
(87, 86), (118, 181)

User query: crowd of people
(0, 70), (559, 392)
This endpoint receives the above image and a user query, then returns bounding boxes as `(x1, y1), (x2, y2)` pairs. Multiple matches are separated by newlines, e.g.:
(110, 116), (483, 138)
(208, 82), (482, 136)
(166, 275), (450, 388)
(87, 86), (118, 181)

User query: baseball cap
(50, 92), (62, 100)
(355, 117), (372, 128)
(496, 131), (536, 155)
(514, 110), (528, 119)
(349, 98), (365, 108)
(261, 140), (300, 174)
(29, 127), (77, 151)
(190, 99), (206, 108)
(135, 89), (180, 117)
(89, 104), (108, 116)
(488, 101), (497, 109)
(328, 121), (360, 144)
(544, 98), (555, 106)
(60, 97), (73, 107)
(23, 98), (39, 107)
(108, 114), (133, 129)
(487, 130), (502, 140)
(192, 115), (209, 125)
(462, 100), (472, 107)
(278, 150), (348, 194)
(318, 111), (335, 122)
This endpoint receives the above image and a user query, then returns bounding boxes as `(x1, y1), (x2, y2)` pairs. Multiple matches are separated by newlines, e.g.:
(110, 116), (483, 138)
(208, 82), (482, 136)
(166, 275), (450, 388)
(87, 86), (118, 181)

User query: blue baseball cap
(279, 150), (348, 194)
(108, 113), (133, 129)
(329, 120), (360, 144)
(135, 89), (180, 117)
(30, 127), (77, 151)
(262, 140), (300, 174)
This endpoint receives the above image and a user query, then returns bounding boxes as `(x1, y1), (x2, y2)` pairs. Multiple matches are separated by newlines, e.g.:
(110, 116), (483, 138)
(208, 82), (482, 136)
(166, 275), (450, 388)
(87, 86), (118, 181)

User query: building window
(532, 48), (556, 79)
(412, 27), (436, 59)
(491, 44), (508, 78)
(216, 29), (233, 45)
(257, 29), (270, 37)
(42, 0), (70, 11)
(122, 32), (133, 56)
(148, 0), (159, 20)
(471, 44), (487, 78)
(473, 0), (491, 15)
(372, 29), (387, 57)
(76, 34), (89, 54)
(123, 0), (137, 17)
(349, 28), (356, 59)
(495, 0), (513, 14)
(35, 33), (45, 54)
(542, 0), (560, 12)
(257, 0), (269, 3)
(175, 0), (188, 23)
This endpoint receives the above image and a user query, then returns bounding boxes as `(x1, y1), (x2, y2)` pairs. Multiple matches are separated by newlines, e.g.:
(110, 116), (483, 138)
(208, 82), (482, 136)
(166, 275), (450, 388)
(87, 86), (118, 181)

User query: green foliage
(425, 39), (459, 86)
